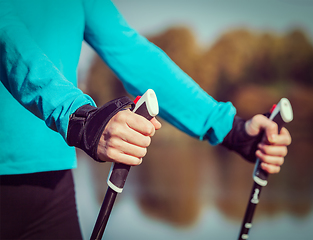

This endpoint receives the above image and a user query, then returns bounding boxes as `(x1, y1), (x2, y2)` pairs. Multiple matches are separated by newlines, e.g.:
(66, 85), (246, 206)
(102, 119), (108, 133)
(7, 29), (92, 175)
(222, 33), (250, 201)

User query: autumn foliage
(83, 27), (313, 225)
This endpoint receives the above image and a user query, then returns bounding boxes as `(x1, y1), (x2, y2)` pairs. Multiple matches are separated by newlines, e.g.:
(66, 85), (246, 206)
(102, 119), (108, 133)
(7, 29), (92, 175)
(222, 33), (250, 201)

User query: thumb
(246, 114), (278, 143)
(150, 117), (162, 131)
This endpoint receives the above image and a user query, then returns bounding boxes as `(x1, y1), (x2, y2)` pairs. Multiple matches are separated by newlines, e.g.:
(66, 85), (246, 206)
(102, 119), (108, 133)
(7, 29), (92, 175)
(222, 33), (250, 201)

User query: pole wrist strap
(67, 96), (135, 161)
(220, 116), (264, 163)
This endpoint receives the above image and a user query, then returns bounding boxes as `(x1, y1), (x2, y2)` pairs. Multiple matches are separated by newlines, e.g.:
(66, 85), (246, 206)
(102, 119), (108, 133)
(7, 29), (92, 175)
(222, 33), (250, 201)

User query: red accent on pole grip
(134, 96), (141, 104)
(270, 104), (277, 113)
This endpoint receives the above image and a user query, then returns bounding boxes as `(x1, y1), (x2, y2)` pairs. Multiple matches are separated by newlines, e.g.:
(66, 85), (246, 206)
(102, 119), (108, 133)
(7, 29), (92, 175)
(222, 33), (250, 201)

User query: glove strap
(221, 116), (264, 163)
(67, 96), (135, 161)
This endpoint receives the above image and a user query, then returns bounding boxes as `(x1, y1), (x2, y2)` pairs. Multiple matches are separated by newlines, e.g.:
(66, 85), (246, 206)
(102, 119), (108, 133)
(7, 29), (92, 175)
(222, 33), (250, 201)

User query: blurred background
(74, 0), (313, 239)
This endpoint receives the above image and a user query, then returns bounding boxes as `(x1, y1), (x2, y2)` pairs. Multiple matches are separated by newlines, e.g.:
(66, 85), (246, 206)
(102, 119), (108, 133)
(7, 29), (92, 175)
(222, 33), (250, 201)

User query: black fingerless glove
(220, 116), (264, 163)
(67, 96), (135, 162)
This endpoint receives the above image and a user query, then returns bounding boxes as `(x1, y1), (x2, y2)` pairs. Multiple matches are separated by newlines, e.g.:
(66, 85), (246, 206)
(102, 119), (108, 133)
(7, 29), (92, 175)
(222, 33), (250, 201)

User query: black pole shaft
(90, 187), (117, 240)
(238, 182), (263, 240)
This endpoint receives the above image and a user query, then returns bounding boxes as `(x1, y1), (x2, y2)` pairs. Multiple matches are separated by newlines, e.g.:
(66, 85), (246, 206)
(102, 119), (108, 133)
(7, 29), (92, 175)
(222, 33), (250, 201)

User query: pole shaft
(90, 188), (117, 240)
(238, 182), (262, 240)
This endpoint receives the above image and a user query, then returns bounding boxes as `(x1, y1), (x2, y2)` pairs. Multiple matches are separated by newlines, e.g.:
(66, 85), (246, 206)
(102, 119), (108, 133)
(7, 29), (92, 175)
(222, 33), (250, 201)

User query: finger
(109, 124), (151, 148)
(263, 122), (279, 144)
(105, 147), (143, 166)
(105, 112), (152, 147)
(97, 137), (144, 165)
(273, 127), (292, 146)
(245, 114), (277, 137)
(111, 110), (154, 136)
(258, 143), (288, 157)
(256, 150), (284, 166)
(107, 137), (148, 159)
(261, 162), (281, 174)
(126, 111), (156, 136)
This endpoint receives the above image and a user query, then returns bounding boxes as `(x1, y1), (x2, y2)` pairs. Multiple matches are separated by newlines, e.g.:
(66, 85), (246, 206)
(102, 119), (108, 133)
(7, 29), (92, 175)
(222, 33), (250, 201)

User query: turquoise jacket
(0, 0), (236, 175)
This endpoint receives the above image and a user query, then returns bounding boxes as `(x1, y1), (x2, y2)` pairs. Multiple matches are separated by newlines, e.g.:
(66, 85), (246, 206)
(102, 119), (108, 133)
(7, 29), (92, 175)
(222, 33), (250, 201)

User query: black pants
(0, 170), (82, 239)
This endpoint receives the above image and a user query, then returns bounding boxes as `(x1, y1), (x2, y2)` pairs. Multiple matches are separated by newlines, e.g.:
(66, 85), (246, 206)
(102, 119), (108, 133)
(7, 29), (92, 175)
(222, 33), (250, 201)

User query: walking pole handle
(253, 98), (293, 186)
(107, 89), (159, 193)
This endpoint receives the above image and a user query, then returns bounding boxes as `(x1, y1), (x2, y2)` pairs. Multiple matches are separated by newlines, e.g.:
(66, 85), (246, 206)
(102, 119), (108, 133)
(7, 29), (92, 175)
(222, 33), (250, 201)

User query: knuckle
(143, 136), (151, 147)
(136, 148), (147, 158)
(261, 155), (269, 163)
(266, 122), (278, 134)
(285, 131), (292, 145)
(139, 148), (147, 158)
(132, 158), (142, 166)
(275, 167), (281, 174)
(105, 148), (116, 160)
(253, 114), (267, 125)
(271, 122), (278, 131)
(140, 120), (154, 135)
(108, 137), (120, 149)
(260, 144), (268, 152)
(143, 124), (153, 136)
(268, 166), (280, 174)
(288, 138), (292, 145)
(105, 124), (117, 136)
(114, 110), (128, 123)
(109, 125), (124, 138)
(282, 147), (288, 157)
(253, 114), (264, 122)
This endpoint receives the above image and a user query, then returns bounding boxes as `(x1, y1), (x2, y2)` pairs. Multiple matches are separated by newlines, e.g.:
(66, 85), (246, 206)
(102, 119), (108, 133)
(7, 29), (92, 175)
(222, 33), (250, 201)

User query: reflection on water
(74, 143), (313, 240)
(103, 195), (313, 240)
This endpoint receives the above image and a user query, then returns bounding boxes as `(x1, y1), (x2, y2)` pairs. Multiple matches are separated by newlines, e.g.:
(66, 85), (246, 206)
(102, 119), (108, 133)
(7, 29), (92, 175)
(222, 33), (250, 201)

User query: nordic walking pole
(238, 98), (293, 240)
(90, 89), (159, 240)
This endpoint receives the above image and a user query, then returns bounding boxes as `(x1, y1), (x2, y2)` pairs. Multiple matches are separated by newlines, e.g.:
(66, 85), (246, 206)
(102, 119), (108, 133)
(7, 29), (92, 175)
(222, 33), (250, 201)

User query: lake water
(73, 155), (313, 240)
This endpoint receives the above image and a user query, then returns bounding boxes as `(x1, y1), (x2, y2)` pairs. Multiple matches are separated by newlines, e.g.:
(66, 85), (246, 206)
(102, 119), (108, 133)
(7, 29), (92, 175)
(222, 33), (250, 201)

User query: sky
(111, 0), (313, 45)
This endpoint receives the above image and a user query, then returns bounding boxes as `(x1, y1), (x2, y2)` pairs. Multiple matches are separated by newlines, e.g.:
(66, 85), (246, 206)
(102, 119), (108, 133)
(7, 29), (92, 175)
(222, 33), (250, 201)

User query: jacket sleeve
(83, 0), (236, 145)
(0, 0), (95, 140)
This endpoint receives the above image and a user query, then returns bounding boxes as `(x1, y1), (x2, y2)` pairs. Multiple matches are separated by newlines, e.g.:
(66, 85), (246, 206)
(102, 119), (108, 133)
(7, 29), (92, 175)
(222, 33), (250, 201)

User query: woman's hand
(245, 114), (292, 173)
(97, 109), (161, 165)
